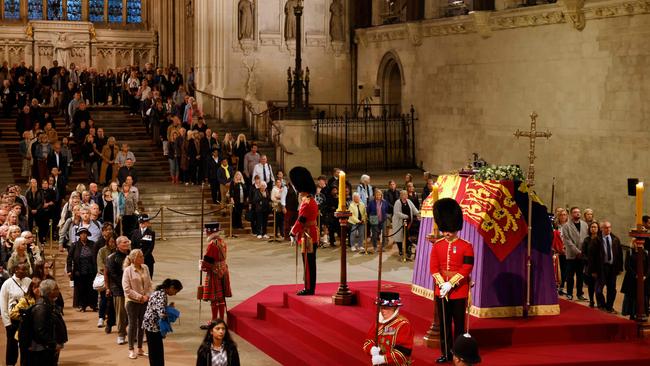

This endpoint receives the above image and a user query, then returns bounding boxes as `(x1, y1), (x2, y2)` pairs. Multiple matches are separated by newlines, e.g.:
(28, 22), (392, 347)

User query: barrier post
(402, 219), (407, 263)
(160, 206), (166, 241)
(49, 219), (53, 252)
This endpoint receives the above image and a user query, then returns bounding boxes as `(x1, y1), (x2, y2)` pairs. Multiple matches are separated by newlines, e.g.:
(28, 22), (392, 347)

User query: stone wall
(355, 1), (650, 232)
(193, 0), (351, 104)
(0, 20), (156, 71)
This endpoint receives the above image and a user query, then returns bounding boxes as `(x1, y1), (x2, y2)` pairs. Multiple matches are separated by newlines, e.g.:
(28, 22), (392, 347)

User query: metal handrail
(195, 89), (295, 171)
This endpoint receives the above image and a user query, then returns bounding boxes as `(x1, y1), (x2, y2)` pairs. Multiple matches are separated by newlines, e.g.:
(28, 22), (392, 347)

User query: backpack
(18, 304), (36, 347)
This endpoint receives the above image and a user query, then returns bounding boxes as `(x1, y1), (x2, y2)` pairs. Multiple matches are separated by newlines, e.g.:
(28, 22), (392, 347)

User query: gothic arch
(376, 50), (405, 114)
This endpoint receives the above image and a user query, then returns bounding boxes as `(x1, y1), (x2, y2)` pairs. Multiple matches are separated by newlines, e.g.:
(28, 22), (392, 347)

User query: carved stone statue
(238, 0), (254, 40)
(284, 0), (298, 41)
(53, 33), (73, 68)
(329, 0), (345, 42)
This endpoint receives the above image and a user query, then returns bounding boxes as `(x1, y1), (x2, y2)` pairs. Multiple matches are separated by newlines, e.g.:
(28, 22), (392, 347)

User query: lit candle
(337, 171), (346, 212)
(430, 183), (439, 234)
(636, 182), (644, 227)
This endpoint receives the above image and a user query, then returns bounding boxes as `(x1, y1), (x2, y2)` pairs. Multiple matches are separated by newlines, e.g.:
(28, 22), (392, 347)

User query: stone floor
(8, 235), (415, 365)
(0, 233), (633, 365)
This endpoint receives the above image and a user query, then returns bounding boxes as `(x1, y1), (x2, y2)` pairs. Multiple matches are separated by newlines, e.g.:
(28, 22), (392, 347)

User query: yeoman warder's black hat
(289, 167), (316, 195)
(433, 198), (463, 233)
(375, 291), (403, 307)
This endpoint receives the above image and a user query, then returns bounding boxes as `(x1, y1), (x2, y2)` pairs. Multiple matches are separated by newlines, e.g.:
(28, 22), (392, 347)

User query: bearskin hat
(433, 198), (463, 233)
(289, 166), (316, 195)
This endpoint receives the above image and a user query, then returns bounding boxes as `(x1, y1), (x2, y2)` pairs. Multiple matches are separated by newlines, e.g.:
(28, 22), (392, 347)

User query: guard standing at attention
(289, 167), (319, 296)
(429, 198), (474, 363)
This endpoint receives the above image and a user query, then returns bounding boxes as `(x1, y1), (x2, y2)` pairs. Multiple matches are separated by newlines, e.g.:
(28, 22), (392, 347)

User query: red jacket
(363, 314), (413, 366)
(290, 195), (319, 243)
(430, 237), (474, 299)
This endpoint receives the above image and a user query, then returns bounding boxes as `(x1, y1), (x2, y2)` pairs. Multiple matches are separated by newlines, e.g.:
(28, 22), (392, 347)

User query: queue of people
(553, 206), (640, 318)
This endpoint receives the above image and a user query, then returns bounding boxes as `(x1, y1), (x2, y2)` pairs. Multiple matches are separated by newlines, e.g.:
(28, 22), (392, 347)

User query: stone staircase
(138, 183), (259, 239)
(0, 106), (170, 185)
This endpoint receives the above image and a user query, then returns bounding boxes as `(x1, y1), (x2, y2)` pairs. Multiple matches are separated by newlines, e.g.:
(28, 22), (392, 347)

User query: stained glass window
(3, 0), (20, 19)
(126, 0), (141, 23)
(28, 0), (44, 20)
(66, 0), (82, 20)
(48, 0), (63, 20)
(89, 0), (105, 22)
(108, 0), (122, 22)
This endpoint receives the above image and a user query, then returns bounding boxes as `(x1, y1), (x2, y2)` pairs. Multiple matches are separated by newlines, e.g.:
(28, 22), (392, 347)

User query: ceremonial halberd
(411, 175), (560, 317)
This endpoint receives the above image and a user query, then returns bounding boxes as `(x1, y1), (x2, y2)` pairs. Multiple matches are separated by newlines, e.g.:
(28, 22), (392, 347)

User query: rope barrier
(383, 224), (404, 238)
(164, 206), (226, 217)
(146, 208), (162, 220)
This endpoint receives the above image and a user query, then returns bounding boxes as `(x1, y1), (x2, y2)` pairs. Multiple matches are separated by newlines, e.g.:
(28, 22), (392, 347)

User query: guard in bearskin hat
(452, 333), (481, 365)
(362, 291), (414, 366)
(289, 167), (319, 295)
(429, 198), (474, 363)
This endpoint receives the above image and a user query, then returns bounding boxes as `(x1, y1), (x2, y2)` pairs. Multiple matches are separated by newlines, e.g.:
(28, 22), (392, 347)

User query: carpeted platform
(229, 281), (650, 365)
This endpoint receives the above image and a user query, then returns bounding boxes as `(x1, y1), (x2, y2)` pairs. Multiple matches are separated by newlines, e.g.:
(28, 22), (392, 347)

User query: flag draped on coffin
(411, 175), (559, 318)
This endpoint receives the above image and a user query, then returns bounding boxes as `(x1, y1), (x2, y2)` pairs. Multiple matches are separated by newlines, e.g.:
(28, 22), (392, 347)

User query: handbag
(369, 215), (379, 226)
(92, 273), (105, 291)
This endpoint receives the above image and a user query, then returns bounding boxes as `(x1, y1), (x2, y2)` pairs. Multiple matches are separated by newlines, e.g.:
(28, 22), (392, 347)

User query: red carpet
(229, 281), (650, 365)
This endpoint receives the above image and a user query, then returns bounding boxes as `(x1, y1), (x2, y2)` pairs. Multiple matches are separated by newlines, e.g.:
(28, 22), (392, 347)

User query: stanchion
(268, 204), (281, 243)
(48, 219), (53, 252)
(198, 183), (206, 325)
(401, 219), (408, 263)
(228, 203), (238, 238)
(160, 206), (166, 241)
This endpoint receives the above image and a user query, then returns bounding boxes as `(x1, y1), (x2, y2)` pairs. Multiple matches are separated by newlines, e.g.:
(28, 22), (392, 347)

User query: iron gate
(315, 106), (417, 172)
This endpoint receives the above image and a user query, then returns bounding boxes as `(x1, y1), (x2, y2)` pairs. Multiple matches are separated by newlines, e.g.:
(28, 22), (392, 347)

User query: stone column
(82, 0), (89, 21)
(371, 0), (383, 26)
(275, 119), (322, 176)
(425, 0), (441, 19)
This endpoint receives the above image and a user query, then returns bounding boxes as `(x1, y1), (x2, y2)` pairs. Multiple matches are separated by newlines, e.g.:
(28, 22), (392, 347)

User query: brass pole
(49, 219), (53, 252)
(198, 183), (205, 324)
(229, 203), (234, 238)
(402, 219), (407, 263)
(374, 226), (384, 344)
(160, 206), (165, 241)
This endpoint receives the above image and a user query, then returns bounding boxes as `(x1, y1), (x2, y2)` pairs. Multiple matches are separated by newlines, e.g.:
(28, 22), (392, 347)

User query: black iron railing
(315, 106), (416, 172)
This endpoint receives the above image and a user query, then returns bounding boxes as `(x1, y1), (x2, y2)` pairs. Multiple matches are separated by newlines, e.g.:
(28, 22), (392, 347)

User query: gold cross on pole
(514, 112), (552, 188)
(513, 111), (551, 318)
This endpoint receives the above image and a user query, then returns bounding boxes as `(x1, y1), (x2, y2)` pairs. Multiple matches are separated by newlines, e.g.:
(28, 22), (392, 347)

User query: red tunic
(290, 196), (319, 244)
(429, 237), (474, 299)
(362, 314), (414, 366)
(201, 237), (232, 302)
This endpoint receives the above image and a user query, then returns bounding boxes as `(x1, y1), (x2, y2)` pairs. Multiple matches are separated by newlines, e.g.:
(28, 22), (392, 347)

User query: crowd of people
(553, 207), (650, 318)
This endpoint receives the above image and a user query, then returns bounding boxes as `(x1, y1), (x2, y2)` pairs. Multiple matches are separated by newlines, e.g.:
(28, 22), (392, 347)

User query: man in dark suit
(50, 167), (66, 202)
(130, 214), (156, 278)
(47, 142), (67, 178)
(206, 149), (221, 203)
(596, 221), (623, 313)
(117, 158), (138, 186)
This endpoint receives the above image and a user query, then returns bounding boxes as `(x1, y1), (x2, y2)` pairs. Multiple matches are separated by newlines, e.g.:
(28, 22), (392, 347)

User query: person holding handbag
(367, 190), (389, 255)
(122, 249), (153, 359)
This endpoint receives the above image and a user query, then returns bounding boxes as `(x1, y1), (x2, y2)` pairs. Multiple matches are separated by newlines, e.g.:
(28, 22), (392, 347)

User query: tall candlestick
(636, 182), (644, 227)
(430, 183), (440, 235)
(337, 171), (346, 212)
